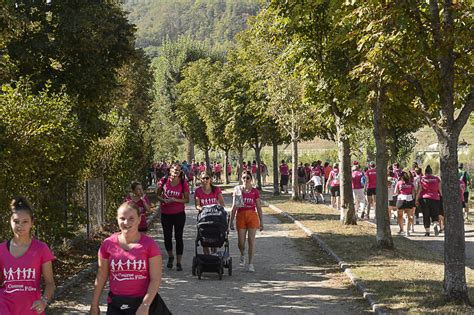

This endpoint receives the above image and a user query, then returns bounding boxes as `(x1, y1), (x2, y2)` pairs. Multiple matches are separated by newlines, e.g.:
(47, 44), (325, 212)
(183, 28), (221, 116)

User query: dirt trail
(47, 192), (369, 314)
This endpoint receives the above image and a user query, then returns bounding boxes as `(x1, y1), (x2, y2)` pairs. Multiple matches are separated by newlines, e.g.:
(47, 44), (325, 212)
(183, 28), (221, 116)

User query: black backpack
(297, 166), (305, 177)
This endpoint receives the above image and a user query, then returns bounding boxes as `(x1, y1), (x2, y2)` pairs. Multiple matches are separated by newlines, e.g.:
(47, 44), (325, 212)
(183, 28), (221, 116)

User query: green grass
(262, 192), (474, 313)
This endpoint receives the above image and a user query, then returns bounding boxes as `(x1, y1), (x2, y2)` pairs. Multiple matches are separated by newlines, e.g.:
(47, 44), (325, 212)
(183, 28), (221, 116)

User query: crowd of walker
(0, 157), (470, 314)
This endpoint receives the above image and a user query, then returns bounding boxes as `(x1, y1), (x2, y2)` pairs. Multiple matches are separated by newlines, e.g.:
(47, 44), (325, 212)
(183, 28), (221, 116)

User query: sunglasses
(201, 177), (210, 180)
(242, 176), (251, 180)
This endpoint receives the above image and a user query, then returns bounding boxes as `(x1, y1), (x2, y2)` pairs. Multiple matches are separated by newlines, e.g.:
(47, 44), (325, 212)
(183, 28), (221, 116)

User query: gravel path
(47, 192), (369, 314)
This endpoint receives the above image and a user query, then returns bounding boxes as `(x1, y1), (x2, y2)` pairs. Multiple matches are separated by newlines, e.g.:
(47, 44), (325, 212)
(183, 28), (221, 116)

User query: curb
(265, 202), (387, 315)
(52, 207), (161, 302)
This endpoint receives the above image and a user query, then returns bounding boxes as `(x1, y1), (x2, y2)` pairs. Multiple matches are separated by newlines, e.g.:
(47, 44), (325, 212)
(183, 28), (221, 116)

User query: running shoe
(434, 223), (439, 236)
(239, 255), (245, 266)
(248, 264), (255, 272)
(176, 263), (183, 271)
(167, 256), (174, 269)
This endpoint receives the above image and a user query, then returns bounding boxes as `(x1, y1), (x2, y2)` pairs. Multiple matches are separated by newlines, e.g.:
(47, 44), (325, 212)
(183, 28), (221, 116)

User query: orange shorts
(236, 210), (260, 230)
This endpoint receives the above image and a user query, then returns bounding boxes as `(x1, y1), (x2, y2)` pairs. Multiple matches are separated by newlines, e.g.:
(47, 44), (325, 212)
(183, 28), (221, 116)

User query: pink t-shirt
(366, 168), (377, 189)
(198, 165), (206, 173)
(420, 175), (441, 200)
(460, 179), (466, 202)
(238, 188), (260, 212)
(330, 169), (340, 187)
(214, 164), (222, 173)
(0, 239), (55, 315)
(279, 164), (289, 176)
(312, 166), (323, 177)
(158, 178), (189, 215)
(395, 181), (414, 196)
(251, 164), (257, 174)
(99, 233), (161, 298)
(227, 164), (232, 173)
(125, 195), (150, 230)
(195, 186), (222, 206)
(352, 171), (363, 189)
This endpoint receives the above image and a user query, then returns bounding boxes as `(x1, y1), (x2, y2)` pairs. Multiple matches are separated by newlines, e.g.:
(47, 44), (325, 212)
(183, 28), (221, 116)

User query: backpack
(298, 166), (305, 177)
(461, 171), (468, 186)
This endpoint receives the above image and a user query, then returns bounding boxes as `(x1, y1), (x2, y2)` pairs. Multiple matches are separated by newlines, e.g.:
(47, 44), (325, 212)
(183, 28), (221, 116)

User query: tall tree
(349, 0), (473, 302)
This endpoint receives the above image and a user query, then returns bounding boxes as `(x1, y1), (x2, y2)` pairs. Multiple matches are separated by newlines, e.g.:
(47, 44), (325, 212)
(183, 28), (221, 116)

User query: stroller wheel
(192, 257), (197, 276)
(228, 257), (232, 276)
(197, 266), (202, 280)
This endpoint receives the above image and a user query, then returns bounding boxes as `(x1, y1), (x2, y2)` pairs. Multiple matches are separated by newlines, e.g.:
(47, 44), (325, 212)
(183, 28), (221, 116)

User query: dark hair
(118, 201), (140, 216)
(425, 165), (433, 175)
(401, 171), (410, 183)
(415, 167), (422, 176)
(333, 163), (339, 168)
(324, 162), (329, 167)
(131, 181), (142, 191)
(281, 160), (285, 164)
(11, 196), (34, 219)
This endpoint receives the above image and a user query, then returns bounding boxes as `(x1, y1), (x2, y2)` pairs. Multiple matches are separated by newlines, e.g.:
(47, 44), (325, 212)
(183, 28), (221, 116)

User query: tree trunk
(238, 146), (244, 181)
(224, 149), (230, 184)
(439, 134), (469, 303)
(186, 138), (194, 162)
(254, 141), (262, 190)
(272, 140), (280, 196)
(373, 75), (394, 249)
(204, 148), (211, 172)
(337, 126), (356, 225)
(291, 138), (299, 201)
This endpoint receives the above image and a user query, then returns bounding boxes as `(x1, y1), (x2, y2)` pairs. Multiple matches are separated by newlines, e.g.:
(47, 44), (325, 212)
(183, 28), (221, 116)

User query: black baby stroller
(192, 204), (232, 280)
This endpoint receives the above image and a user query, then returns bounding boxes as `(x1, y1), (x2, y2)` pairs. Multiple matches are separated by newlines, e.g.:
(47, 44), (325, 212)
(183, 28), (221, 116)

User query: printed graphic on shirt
(3, 267), (37, 293)
(110, 259), (148, 281)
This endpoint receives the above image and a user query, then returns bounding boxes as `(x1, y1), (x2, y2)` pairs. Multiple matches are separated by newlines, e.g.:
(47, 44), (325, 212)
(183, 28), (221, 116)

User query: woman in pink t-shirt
(90, 202), (163, 315)
(325, 163), (341, 214)
(394, 172), (415, 236)
(0, 196), (56, 315)
(416, 165), (442, 236)
(195, 171), (225, 254)
(156, 163), (190, 271)
(230, 171), (264, 273)
(125, 181), (151, 232)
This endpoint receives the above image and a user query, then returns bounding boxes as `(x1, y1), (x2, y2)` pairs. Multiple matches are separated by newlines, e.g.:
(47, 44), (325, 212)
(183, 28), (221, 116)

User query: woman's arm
(195, 196), (202, 212)
(30, 261), (55, 312)
(171, 191), (189, 204)
(156, 186), (166, 203)
(136, 255), (162, 315)
(256, 198), (264, 231)
(326, 174), (333, 190)
(90, 257), (109, 315)
(218, 193), (225, 207)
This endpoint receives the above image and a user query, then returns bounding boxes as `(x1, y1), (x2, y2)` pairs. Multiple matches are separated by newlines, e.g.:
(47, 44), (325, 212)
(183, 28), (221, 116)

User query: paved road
(48, 191), (369, 314)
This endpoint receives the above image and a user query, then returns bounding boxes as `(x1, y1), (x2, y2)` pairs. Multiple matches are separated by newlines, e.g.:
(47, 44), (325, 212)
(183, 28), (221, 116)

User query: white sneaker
(239, 255), (245, 266)
(248, 264), (255, 272)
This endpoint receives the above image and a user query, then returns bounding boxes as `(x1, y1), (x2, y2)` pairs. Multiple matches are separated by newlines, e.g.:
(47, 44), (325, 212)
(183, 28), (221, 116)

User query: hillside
(123, 0), (261, 52)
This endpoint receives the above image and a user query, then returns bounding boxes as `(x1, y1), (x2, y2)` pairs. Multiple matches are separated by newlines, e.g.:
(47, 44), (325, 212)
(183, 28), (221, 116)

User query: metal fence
(86, 178), (106, 238)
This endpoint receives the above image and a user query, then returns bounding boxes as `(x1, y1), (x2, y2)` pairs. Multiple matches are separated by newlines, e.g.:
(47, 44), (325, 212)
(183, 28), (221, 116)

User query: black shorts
(366, 188), (376, 196)
(396, 199), (415, 210)
(464, 192), (469, 207)
(389, 196), (397, 207)
(330, 186), (340, 197)
(281, 175), (289, 186)
(315, 185), (323, 193)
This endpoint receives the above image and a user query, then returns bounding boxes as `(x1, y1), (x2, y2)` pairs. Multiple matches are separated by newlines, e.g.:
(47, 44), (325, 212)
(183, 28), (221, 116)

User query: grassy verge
(262, 192), (474, 313)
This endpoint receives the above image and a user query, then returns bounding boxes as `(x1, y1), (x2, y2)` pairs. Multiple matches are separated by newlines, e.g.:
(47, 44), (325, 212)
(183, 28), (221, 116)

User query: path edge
(52, 208), (161, 301)
(265, 202), (388, 315)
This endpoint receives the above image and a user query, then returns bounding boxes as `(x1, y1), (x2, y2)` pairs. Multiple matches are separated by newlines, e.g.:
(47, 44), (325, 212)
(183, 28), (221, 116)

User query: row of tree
(0, 1), (153, 244)
(151, 0), (472, 304)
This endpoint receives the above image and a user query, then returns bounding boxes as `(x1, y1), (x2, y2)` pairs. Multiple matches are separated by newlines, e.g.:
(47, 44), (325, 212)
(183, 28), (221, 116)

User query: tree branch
(453, 89), (474, 136)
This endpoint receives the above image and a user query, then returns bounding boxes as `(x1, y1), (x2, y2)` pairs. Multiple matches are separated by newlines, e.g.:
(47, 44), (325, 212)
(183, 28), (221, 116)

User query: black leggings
(420, 198), (441, 229)
(161, 212), (186, 255)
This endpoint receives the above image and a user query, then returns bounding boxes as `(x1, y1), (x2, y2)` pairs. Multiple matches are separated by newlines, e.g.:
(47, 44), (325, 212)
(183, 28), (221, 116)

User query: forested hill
(123, 0), (261, 50)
